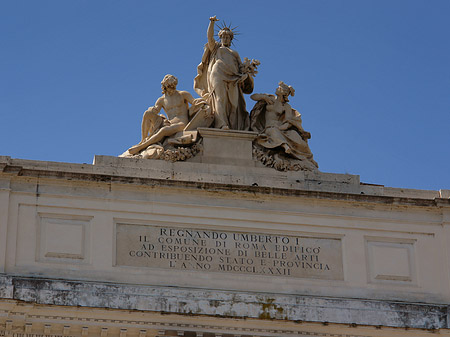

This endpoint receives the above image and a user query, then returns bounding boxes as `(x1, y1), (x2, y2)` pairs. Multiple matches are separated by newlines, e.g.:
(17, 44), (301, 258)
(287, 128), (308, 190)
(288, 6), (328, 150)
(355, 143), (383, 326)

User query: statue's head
(276, 81), (295, 102)
(161, 74), (178, 95)
(218, 27), (233, 47)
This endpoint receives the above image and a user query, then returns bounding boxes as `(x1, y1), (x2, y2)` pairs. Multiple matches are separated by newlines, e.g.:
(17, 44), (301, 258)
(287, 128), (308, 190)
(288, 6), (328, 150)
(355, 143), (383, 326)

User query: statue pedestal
(197, 128), (258, 166)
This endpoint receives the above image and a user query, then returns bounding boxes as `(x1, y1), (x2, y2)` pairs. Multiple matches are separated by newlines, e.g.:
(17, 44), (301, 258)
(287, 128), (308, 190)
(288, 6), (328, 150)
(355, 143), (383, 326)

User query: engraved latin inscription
(116, 224), (343, 280)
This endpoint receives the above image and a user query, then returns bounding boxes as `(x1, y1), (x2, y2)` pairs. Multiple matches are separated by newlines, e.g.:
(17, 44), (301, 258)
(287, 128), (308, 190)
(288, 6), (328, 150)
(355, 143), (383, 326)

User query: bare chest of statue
(265, 102), (286, 127)
(163, 92), (188, 122)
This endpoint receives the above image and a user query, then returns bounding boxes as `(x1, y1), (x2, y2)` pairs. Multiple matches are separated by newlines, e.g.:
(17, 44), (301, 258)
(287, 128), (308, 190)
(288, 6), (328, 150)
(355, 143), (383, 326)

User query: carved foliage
(123, 143), (202, 163)
(253, 145), (318, 172)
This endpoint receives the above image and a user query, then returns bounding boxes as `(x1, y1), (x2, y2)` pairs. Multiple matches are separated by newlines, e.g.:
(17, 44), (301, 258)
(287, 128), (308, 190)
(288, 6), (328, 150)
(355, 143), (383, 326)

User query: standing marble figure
(194, 16), (258, 130)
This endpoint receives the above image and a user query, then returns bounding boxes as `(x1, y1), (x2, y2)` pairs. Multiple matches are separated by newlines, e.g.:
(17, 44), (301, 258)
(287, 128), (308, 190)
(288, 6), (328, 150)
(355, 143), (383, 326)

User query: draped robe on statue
(194, 42), (252, 130)
(250, 99), (318, 169)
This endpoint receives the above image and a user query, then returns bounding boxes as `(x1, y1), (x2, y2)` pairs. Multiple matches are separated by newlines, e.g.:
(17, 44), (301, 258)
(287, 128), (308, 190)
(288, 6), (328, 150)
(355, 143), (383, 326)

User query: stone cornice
(1, 275), (447, 330)
(0, 156), (448, 208)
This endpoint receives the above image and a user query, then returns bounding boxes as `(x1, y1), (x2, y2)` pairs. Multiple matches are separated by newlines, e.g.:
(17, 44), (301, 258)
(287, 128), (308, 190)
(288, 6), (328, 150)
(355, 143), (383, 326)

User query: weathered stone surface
(0, 276), (12, 298)
(2, 275), (448, 329)
(1, 155), (450, 304)
(1, 155), (450, 335)
(1, 155), (448, 202)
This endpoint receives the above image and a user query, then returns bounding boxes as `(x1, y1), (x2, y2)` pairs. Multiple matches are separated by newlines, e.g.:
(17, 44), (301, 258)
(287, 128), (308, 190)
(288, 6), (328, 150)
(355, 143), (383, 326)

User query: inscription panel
(116, 224), (344, 280)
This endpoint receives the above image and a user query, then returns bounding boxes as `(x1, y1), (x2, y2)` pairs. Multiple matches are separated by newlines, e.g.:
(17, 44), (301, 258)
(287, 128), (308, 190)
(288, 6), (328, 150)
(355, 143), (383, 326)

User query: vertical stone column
(0, 177), (11, 273)
(439, 194), (450, 300)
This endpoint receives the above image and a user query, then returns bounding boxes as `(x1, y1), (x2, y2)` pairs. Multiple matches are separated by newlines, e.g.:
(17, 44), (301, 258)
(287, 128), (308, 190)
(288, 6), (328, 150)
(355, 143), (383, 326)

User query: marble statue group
(121, 16), (318, 171)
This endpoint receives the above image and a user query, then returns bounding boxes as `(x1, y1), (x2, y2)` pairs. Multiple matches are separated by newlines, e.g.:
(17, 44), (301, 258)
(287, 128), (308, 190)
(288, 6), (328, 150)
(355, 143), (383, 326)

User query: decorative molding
(0, 299), (406, 337)
(1, 275), (447, 330)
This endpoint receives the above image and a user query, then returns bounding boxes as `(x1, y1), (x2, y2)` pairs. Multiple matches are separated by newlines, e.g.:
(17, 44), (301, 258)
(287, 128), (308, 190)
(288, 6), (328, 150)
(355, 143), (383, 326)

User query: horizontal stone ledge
(1, 168), (447, 209)
(198, 127), (258, 140)
(0, 274), (447, 330)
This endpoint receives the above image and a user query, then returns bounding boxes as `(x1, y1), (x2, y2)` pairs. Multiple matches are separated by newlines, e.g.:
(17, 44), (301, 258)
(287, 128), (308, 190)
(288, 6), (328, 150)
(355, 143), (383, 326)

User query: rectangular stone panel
(38, 213), (91, 263)
(366, 237), (416, 284)
(116, 224), (344, 280)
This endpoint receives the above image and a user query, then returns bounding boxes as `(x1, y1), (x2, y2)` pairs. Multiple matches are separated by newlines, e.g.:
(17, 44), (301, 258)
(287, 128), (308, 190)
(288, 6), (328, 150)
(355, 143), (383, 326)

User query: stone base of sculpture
(253, 145), (318, 171)
(120, 130), (203, 162)
(197, 128), (257, 166)
(121, 122), (319, 172)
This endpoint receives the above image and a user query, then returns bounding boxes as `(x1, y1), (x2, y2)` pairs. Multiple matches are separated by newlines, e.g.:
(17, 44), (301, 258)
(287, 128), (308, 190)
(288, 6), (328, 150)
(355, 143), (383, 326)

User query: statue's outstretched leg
(128, 122), (185, 155)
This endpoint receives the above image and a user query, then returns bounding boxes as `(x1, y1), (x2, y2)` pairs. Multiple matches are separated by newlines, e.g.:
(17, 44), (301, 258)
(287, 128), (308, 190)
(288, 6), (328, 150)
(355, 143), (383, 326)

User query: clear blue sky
(1, 1), (449, 191)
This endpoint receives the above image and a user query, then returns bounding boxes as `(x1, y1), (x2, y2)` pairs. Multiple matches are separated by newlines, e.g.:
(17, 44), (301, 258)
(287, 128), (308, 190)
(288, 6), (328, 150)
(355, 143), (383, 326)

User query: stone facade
(1, 152), (450, 336)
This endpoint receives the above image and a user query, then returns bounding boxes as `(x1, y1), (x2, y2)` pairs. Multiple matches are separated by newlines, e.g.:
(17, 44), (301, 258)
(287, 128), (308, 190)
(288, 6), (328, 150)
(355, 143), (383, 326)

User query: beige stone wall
(1, 157), (449, 304)
(0, 155), (449, 331)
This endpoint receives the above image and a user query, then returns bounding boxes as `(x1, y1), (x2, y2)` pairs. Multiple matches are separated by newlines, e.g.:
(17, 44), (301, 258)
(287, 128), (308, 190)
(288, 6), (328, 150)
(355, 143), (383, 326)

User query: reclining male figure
(128, 74), (195, 155)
